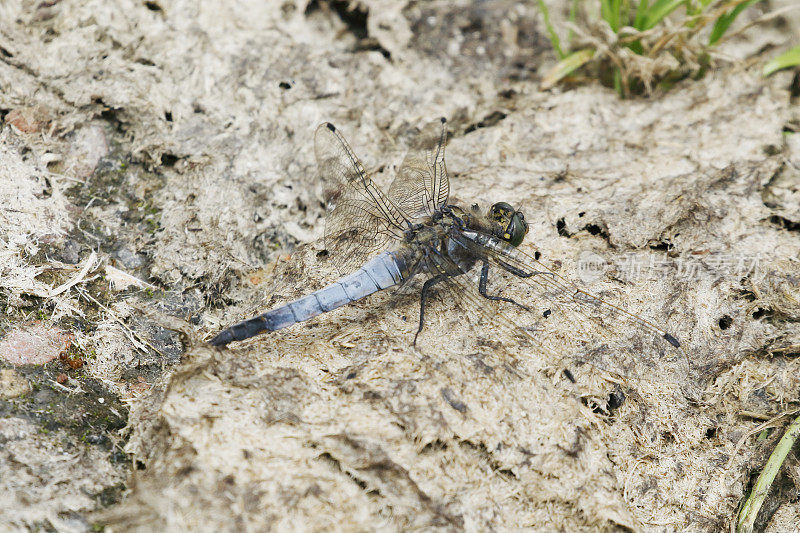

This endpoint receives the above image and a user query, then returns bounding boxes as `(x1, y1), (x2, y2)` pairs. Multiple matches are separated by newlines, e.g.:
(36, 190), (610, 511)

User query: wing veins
(450, 230), (682, 346)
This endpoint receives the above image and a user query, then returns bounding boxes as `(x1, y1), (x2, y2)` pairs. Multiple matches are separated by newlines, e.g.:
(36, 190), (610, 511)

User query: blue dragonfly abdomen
(209, 251), (405, 346)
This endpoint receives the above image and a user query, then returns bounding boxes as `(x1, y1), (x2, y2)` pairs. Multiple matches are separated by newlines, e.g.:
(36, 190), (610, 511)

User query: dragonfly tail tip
(209, 330), (234, 347)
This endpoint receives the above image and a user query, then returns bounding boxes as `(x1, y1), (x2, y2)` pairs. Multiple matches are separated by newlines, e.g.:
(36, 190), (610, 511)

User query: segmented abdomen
(209, 251), (404, 346)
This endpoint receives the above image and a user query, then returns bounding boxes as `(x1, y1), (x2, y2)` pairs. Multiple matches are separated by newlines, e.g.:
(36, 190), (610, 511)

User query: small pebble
(60, 240), (81, 264)
(114, 246), (145, 269)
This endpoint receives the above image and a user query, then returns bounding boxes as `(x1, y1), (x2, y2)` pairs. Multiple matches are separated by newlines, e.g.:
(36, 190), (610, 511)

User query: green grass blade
(763, 46), (800, 76)
(567, 0), (580, 46)
(709, 0), (763, 45)
(736, 413), (800, 533)
(641, 0), (687, 30)
(613, 67), (623, 96)
(686, 0), (714, 16)
(612, 0), (623, 31)
(601, 0), (623, 32)
(601, 0), (613, 30)
(540, 48), (596, 90)
(536, 0), (565, 59)
(633, 0), (650, 30)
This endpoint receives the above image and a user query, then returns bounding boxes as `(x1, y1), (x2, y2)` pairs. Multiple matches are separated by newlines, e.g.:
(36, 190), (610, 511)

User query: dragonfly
(209, 118), (684, 383)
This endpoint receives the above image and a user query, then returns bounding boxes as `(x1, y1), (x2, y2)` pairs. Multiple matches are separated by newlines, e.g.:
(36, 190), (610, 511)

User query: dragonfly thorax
(448, 202), (529, 248)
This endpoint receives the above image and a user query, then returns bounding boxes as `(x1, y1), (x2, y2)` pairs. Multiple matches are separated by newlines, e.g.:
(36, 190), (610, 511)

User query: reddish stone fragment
(0, 324), (72, 366)
(4, 106), (51, 133)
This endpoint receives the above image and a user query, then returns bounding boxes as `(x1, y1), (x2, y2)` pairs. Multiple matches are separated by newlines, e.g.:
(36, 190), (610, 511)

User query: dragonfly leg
(479, 261), (530, 311)
(496, 258), (537, 278)
(414, 273), (449, 345)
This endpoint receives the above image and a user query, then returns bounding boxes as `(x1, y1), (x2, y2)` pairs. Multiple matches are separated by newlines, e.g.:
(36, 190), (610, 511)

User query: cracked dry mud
(1, 1), (800, 531)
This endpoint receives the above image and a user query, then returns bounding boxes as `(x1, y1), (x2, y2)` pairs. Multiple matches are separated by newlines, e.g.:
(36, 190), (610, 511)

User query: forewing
(315, 123), (409, 275)
(447, 231), (689, 385)
(387, 118), (450, 219)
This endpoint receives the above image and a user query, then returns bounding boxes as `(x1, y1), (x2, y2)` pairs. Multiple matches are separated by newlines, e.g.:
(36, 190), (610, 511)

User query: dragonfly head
(490, 202), (528, 247)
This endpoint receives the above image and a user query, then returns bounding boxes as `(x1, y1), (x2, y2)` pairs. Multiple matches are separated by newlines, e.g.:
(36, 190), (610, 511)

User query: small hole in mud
(464, 111), (508, 134)
(578, 211), (585, 217)
(718, 315), (732, 330)
(534, 250), (541, 260)
(585, 399), (604, 415)
(164, 111), (173, 122)
(563, 369), (575, 383)
(770, 215), (800, 232)
(41, 177), (53, 198)
(556, 218), (569, 237)
(316, 249), (329, 258)
(160, 153), (179, 166)
(607, 388), (626, 410)
(498, 89), (516, 99)
(144, 1), (162, 11)
(586, 224), (601, 236)
(306, 0), (390, 58)
(752, 308), (767, 319)
(421, 440), (448, 455)
(278, 81), (292, 89)
(99, 107), (118, 121)
(135, 460), (146, 470)
(705, 427), (717, 439)
(650, 241), (671, 251)
(580, 397), (597, 410)
(0, 46), (12, 58)
(542, 309), (551, 318)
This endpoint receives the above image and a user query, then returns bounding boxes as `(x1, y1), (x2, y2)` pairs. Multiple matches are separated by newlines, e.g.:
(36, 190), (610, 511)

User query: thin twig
(76, 286), (166, 359)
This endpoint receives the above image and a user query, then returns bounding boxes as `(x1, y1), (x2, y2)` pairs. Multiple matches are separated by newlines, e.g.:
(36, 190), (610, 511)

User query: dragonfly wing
(447, 230), (689, 385)
(387, 118), (450, 219)
(316, 123), (409, 275)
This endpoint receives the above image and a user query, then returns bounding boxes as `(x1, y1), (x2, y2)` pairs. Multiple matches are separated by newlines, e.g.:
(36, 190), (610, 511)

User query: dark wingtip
(663, 332), (680, 348)
(326, 122), (336, 132)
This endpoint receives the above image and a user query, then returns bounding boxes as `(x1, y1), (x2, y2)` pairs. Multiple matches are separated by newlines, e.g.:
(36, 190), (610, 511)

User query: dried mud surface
(1, 0), (799, 531)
